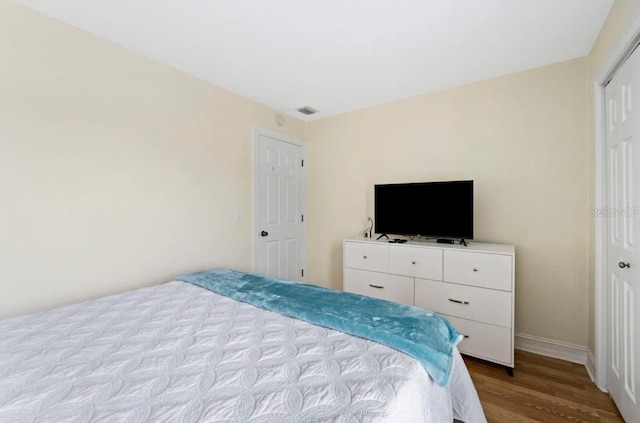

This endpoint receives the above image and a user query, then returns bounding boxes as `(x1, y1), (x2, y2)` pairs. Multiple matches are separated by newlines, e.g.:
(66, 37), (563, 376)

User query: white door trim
(594, 11), (640, 391)
(253, 127), (307, 276)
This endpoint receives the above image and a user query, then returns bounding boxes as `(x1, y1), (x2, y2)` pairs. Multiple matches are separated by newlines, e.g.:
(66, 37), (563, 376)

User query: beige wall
(586, 0), (640, 355)
(2, 0), (631, 352)
(306, 58), (589, 346)
(0, 1), (305, 319)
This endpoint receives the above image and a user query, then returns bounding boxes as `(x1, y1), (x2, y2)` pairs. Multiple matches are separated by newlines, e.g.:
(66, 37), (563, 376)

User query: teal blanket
(176, 268), (462, 386)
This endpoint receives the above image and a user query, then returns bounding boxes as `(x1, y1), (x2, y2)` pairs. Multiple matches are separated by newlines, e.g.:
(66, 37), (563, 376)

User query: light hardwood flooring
(462, 350), (624, 423)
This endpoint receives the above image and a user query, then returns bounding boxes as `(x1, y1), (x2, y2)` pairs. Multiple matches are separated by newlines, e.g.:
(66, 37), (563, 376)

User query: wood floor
(463, 350), (624, 423)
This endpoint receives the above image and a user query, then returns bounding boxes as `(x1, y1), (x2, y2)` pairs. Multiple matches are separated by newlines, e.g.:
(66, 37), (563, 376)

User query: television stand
(343, 237), (515, 372)
(460, 239), (468, 247)
(376, 233), (389, 240)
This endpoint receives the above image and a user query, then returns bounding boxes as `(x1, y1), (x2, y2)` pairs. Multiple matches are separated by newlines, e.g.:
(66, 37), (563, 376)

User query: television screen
(374, 180), (473, 239)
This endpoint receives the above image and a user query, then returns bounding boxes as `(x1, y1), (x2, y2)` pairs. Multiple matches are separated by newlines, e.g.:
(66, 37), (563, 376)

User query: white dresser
(343, 237), (515, 369)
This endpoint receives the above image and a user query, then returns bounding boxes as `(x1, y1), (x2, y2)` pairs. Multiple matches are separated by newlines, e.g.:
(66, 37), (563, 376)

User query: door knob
(260, 231), (268, 237)
(619, 262), (630, 269)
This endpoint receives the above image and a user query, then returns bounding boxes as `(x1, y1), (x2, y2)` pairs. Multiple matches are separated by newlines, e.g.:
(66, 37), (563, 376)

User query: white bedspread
(0, 281), (485, 422)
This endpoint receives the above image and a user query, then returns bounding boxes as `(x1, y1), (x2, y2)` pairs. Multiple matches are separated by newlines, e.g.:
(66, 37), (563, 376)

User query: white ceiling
(14, 0), (613, 121)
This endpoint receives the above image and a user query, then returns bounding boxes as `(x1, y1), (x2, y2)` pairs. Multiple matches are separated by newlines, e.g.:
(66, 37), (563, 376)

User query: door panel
(609, 144), (620, 246)
(611, 272), (621, 379)
(623, 281), (635, 401)
(623, 140), (634, 249)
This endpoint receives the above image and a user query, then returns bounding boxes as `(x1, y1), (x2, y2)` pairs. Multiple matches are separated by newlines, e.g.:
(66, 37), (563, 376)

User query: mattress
(0, 280), (486, 422)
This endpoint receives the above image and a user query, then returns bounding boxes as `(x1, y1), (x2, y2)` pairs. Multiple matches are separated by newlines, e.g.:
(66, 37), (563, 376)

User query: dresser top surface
(345, 236), (515, 255)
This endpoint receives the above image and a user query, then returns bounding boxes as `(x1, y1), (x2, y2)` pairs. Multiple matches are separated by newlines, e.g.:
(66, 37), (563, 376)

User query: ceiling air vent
(296, 106), (318, 116)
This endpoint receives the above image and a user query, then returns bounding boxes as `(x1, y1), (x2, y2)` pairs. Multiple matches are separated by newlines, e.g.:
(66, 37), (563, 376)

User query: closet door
(605, 45), (640, 423)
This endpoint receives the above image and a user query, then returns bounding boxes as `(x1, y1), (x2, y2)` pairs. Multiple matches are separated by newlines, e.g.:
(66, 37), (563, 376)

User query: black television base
(376, 233), (389, 240)
(436, 238), (468, 247)
(436, 238), (455, 244)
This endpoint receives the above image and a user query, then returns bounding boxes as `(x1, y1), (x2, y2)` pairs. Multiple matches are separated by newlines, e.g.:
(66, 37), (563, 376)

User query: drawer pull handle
(411, 261), (416, 264)
(463, 335), (470, 339)
(448, 298), (470, 305)
(473, 268), (478, 272)
(363, 256), (368, 259)
(369, 284), (384, 289)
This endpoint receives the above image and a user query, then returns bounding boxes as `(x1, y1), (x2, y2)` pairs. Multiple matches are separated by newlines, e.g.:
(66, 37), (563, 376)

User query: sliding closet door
(605, 45), (640, 423)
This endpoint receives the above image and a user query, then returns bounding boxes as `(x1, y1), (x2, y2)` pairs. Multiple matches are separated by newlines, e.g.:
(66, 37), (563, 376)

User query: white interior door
(254, 128), (306, 281)
(605, 45), (640, 423)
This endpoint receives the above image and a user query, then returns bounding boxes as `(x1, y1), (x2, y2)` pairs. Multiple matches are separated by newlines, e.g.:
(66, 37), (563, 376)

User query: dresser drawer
(445, 315), (513, 366)
(343, 268), (414, 305)
(414, 278), (511, 327)
(344, 242), (389, 272)
(389, 245), (443, 280)
(443, 250), (512, 291)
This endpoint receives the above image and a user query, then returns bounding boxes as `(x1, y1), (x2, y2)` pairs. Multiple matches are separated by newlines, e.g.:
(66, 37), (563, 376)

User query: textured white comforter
(0, 281), (485, 422)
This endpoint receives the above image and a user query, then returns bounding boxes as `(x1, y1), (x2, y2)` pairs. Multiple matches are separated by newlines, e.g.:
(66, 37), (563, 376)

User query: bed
(0, 269), (486, 422)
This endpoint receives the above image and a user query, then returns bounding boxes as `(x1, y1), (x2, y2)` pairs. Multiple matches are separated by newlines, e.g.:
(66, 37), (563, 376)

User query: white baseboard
(586, 349), (596, 382)
(585, 349), (608, 392)
(514, 332), (587, 365)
